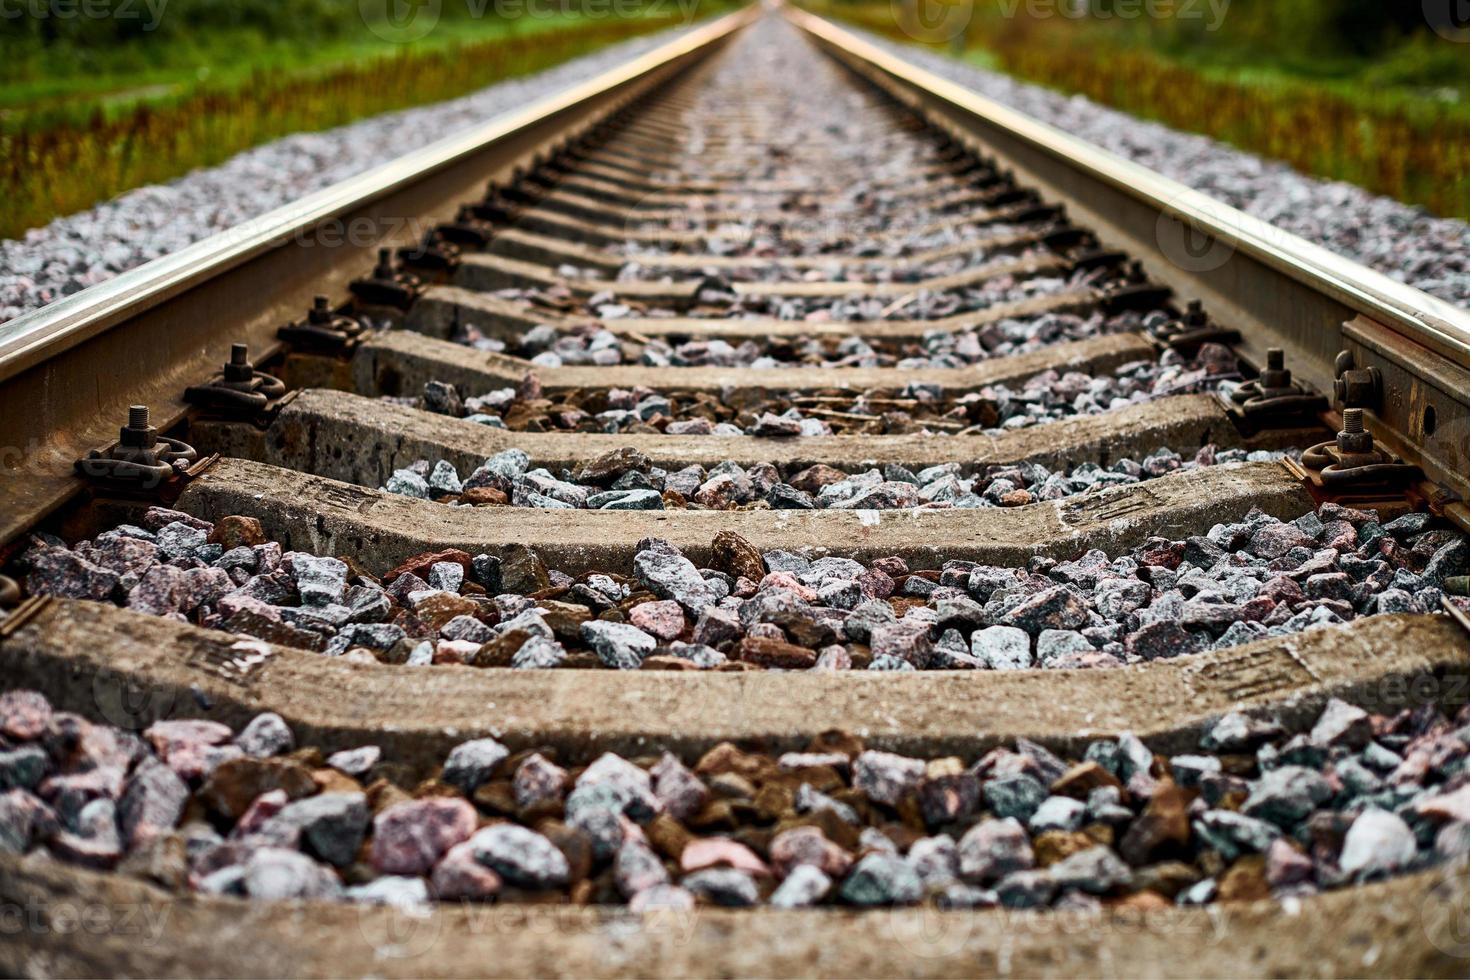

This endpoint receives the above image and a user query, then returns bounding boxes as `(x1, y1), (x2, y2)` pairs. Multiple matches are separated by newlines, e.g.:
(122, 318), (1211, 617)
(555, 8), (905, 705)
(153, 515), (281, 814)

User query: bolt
(117, 404), (158, 453)
(309, 296), (332, 324)
(223, 343), (254, 383)
(1336, 406), (1374, 454)
(1259, 347), (1292, 391)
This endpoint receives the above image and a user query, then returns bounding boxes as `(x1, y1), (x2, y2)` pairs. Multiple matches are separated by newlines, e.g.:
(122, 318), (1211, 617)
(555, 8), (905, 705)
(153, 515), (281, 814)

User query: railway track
(3, 6), (1470, 976)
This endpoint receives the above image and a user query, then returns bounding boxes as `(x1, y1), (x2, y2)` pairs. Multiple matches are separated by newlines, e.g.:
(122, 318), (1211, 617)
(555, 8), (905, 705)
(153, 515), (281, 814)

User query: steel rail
(786, 7), (1470, 502)
(0, 6), (757, 551)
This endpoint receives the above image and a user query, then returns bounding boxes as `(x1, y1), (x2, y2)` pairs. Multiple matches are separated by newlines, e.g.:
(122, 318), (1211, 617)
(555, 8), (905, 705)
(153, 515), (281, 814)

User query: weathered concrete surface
(1, 844), (1465, 979)
(551, 168), (985, 210)
(404, 283), (1098, 345)
(352, 328), (1154, 400)
(560, 157), (967, 195)
(193, 389), (1252, 488)
(175, 457), (1311, 575)
(514, 198), (1024, 248)
(5, 599), (1466, 766)
(453, 251), (1068, 304)
(486, 225), (1045, 276)
(6, 845), (1461, 979)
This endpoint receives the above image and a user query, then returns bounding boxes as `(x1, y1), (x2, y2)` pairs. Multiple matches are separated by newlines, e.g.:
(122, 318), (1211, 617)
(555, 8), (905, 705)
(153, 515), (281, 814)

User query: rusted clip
(277, 296), (365, 353)
(1041, 226), (1095, 252)
(1333, 349), (1383, 412)
(184, 344), (287, 419)
(432, 206), (494, 249)
(1011, 203), (1066, 226)
(1158, 300), (1241, 354)
(398, 232), (461, 275)
(1070, 249), (1128, 274)
(495, 169), (542, 207)
(981, 187), (1039, 210)
(350, 248), (421, 310)
(75, 405), (198, 492)
(0, 575), (19, 611)
(1101, 282), (1173, 315)
(1301, 408), (1421, 489)
(1228, 347), (1328, 424)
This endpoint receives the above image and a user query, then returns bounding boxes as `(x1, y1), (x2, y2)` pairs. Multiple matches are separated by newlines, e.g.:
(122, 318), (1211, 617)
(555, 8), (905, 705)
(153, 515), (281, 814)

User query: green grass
(1, 1), (728, 236)
(814, 0), (1470, 218)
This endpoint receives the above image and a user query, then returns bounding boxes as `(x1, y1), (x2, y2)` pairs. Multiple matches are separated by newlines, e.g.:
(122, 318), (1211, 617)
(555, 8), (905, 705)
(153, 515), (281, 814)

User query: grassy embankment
(810, 0), (1470, 219)
(2, 0), (725, 238)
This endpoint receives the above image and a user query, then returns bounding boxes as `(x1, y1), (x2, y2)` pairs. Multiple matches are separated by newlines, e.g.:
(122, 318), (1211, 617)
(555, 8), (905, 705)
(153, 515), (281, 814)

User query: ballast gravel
(3, 688), (1467, 912)
(14, 500), (1469, 671)
(380, 441), (1289, 513)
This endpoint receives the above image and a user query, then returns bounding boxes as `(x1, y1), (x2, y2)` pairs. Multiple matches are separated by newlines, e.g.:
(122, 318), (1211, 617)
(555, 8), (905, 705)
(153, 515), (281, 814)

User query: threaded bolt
(128, 405), (149, 429)
(1267, 348), (1284, 371)
(1342, 407), (1365, 434)
(230, 343), (248, 366)
(314, 296), (329, 312)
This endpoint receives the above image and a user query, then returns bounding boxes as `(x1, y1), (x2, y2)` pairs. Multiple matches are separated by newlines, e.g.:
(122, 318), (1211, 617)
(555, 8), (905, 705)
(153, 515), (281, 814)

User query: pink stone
(371, 798), (478, 876)
(680, 837), (770, 877)
(144, 719), (233, 755)
(431, 840), (502, 901)
(1264, 838), (1314, 888)
(629, 600), (686, 642)
(0, 690), (52, 741)
(757, 573), (817, 602)
(433, 639), (481, 665)
(769, 826), (853, 879)
(235, 789), (290, 837)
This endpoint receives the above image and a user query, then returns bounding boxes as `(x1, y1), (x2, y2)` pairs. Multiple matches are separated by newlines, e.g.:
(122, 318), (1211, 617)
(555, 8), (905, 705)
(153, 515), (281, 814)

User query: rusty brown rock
(711, 531), (766, 583)
(461, 487), (509, 506)
(199, 757), (317, 819)
(207, 515), (266, 550)
(1217, 856), (1271, 902)
(739, 635), (817, 670)
(1052, 761), (1124, 799)
(384, 548), (475, 584)
(1033, 830), (1097, 867)
(1118, 779), (1190, 865)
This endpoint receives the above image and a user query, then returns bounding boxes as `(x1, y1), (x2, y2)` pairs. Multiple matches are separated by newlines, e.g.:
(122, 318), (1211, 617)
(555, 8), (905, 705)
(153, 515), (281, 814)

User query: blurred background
(1, 0), (1465, 242)
(818, 0), (1470, 218)
(0, 0), (719, 240)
